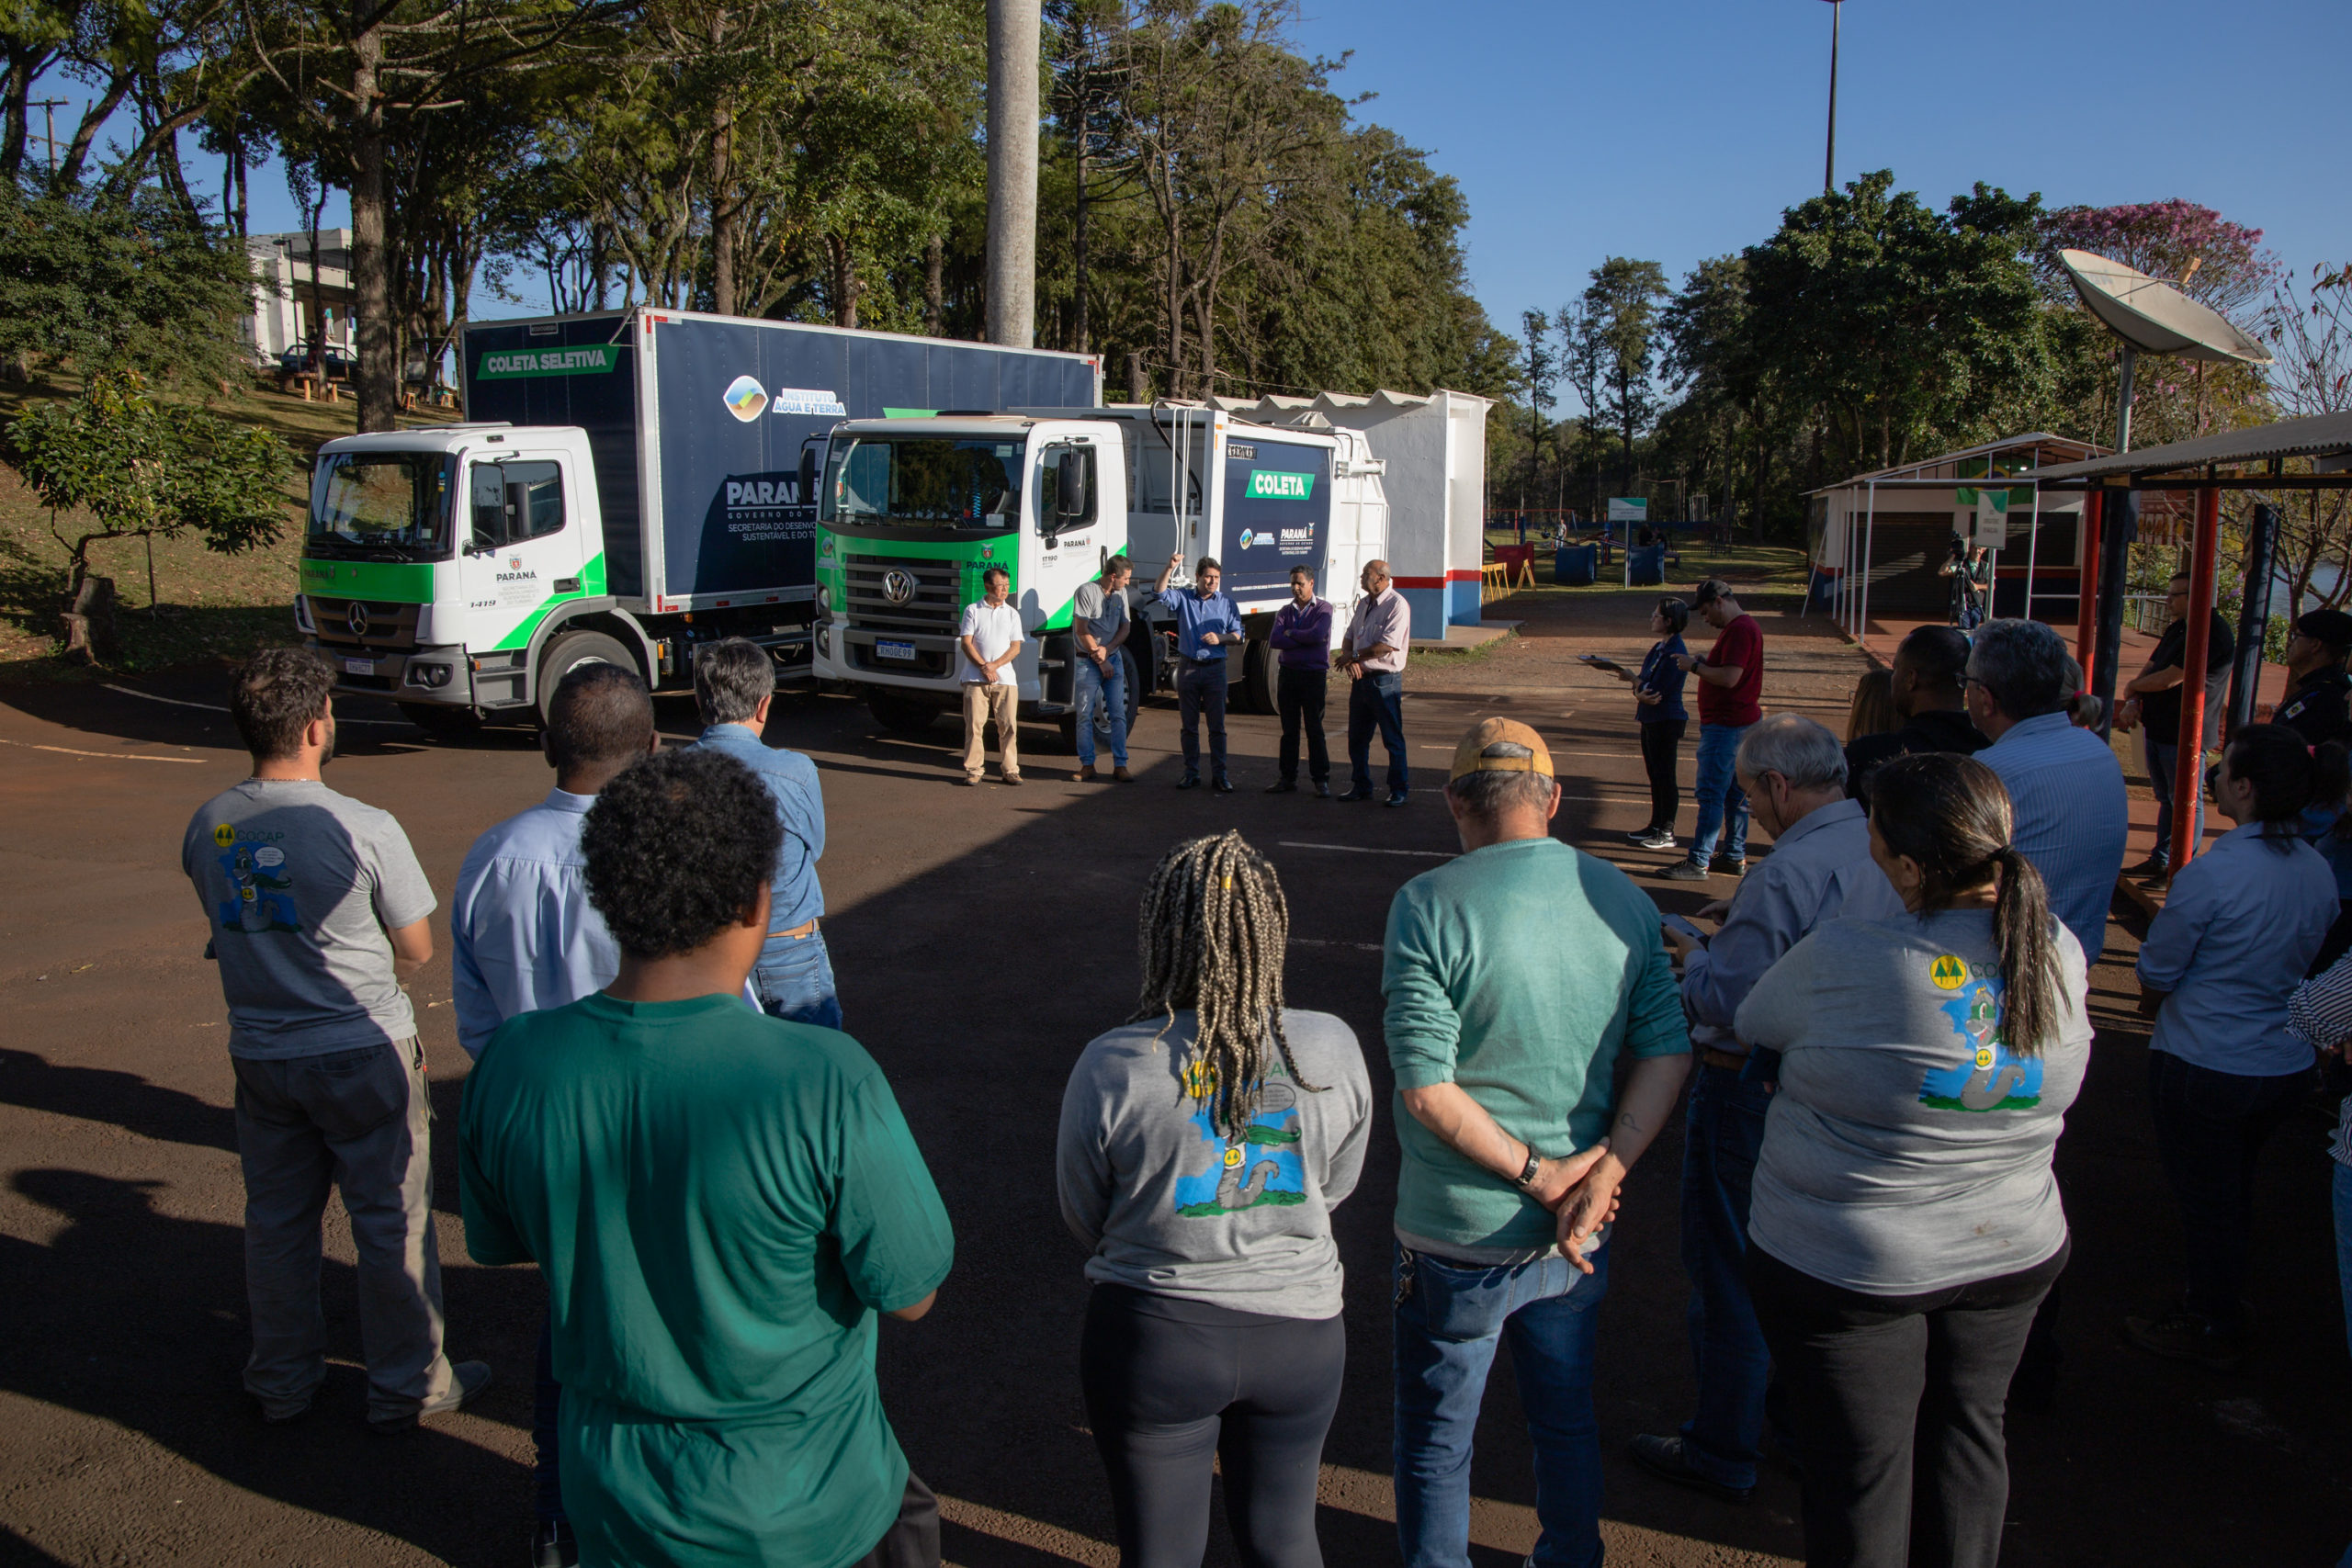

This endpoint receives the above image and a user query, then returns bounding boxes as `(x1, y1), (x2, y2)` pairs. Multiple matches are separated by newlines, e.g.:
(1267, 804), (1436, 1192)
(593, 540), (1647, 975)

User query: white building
(242, 229), (356, 367)
(1212, 389), (1493, 632)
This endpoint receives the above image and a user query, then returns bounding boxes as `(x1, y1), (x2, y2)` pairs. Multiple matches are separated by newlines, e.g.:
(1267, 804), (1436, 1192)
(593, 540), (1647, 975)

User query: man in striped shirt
(1964, 618), (2128, 964)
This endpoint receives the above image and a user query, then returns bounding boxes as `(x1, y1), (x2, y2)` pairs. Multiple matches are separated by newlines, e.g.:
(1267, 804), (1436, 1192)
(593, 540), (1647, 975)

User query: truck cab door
(1026, 439), (1109, 707)
(459, 455), (590, 701)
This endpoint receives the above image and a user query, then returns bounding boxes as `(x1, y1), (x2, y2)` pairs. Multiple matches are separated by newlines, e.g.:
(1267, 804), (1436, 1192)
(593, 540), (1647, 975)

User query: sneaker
(1636, 829), (1678, 851)
(959, 775), (980, 787)
(1711, 856), (1746, 877)
(1001, 773), (1023, 787)
(1623, 828), (1658, 845)
(1385, 791), (1409, 807)
(2121, 1308), (2245, 1371)
(370, 1359), (492, 1433)
(1660, 859), (1711, 882)
(1071, 764), (1097, 783)
(2126, 853), (2169, 878)
(1628, 1434), (1755, 1505)
(1112, 766), (1134, 783)
(531, 1518), (580, 1568)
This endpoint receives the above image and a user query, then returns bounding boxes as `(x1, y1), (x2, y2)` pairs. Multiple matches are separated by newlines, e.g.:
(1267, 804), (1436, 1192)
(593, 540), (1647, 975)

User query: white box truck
(295, 309), (1100, 732)
(811, 404), (1390, 739)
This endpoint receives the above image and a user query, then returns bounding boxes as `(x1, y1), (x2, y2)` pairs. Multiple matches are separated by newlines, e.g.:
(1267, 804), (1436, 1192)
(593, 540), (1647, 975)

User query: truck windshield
(309, 452), (456, 560)
(822, 436), (1024, 530)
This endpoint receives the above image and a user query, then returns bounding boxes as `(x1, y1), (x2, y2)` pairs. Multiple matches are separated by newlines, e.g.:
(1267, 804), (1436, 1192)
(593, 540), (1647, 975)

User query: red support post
(2170, 485), (2222, 872)
(2075, 491), (2102, 689)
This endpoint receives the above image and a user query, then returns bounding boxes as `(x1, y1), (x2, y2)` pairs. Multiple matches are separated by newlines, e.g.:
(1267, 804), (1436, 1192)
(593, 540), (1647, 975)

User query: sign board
(1606, 497), (1647, 523)
(1972, 491), (2008, 549)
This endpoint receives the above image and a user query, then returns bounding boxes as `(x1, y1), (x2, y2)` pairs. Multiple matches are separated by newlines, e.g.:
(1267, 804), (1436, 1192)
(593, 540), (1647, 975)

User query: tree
(1582, 256), (1668, 480)
(4, 369), (289, 610)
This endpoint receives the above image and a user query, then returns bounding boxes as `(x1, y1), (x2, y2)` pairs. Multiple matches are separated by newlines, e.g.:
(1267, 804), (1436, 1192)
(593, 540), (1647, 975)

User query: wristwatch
(1513, 1146), (1544, 1190)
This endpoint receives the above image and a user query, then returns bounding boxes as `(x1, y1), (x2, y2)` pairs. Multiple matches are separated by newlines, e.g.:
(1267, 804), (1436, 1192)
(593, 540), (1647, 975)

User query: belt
(776, 919), (820, 940)
(1702, 1046), (1749, 1073)
(1182, 654), (1224, 666)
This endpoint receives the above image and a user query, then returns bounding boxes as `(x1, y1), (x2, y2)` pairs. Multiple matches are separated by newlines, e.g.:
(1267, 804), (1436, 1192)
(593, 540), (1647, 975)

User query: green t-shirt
(1381, 836), (1690, 1256)
(459, 992), (954, 1568)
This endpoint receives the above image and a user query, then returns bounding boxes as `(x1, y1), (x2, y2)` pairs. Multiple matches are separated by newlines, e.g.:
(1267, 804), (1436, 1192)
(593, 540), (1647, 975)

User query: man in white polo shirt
(957, 566), (1024, 785)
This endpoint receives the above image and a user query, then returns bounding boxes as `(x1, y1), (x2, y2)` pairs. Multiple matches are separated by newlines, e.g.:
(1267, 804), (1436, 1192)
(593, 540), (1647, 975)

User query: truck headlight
(293, 596), (317, 635)
(405, 662), (453, 689)
(815, 583), (831, 620)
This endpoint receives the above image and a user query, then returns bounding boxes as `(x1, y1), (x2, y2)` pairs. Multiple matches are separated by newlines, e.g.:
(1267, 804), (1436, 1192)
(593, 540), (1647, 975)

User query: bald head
(1363, 559), (1392, 592)
(543, 662), (657, 792)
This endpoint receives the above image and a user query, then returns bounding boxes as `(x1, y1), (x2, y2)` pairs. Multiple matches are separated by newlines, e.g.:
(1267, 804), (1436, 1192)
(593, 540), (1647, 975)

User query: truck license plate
(343, 658), (374, 676)
(876, 639), (916, 661)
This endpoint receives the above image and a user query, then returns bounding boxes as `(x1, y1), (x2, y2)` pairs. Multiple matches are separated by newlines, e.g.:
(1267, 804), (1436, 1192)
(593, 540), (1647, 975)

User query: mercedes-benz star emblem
(881, 569), (917, 605)
(345, 602), (369, 637)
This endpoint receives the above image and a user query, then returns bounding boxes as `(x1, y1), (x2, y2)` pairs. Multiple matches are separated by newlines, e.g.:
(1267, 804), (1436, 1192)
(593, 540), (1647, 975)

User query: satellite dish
(2059, 248), (2273, 366)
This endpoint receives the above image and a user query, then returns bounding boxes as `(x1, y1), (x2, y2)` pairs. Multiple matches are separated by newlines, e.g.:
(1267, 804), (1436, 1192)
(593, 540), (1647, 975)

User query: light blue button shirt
(1682, 796), (1905, 1049)
(451, 788), (616, 1056)
(2139, 821), (2338, 1076)
(1978, 712), (2129, 962)
(687, 723), (827, 944)
(1159, 588), (1244, 662)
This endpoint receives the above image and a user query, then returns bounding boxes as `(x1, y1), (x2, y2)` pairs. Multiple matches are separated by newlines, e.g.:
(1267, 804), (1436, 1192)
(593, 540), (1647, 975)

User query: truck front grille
(307, 597), (422, 654)
(842, 555), (962, 637)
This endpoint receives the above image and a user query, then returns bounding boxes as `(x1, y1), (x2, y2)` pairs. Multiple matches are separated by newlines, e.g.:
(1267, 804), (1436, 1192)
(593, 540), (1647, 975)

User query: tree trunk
(1073, 131), (1090, 354)
(1126, 348), (1147, 403)
(923, 231), (944, 336)
(349, 22), (397, 432)
(708, 51), (735, 317)
(827, 234), (861, 329)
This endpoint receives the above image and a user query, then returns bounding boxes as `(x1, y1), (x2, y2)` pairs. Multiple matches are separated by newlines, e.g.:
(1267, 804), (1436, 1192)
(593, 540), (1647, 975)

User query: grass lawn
(0, 370), (460, 683)
(1478, 529), (1814, 611)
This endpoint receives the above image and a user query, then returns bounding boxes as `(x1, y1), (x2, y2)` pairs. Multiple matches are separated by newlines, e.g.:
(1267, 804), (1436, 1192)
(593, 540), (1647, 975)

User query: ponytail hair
(2222, 723), (2317, 849)
(1870, 752), (2063, 1055)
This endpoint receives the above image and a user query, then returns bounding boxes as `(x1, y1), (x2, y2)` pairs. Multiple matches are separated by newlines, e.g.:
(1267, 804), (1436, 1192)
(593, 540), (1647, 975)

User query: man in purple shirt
(1266, 565), (1335, 796)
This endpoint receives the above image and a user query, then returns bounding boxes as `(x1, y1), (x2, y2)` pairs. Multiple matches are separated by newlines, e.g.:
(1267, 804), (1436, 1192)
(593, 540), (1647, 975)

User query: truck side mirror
(1055, 450), (1090, 525)
(797, 447), (818, 506)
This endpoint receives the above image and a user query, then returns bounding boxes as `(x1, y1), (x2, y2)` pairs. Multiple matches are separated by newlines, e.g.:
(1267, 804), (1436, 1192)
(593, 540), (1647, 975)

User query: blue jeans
(1074, 652), (1128, 768)
(1349, 671), (1408, 795)
(755, 929), (842, 1031)
(2143, 731), (2205, 863)
(1393, 1239), (1609, 1568)
(1679, 1063), (1771, 1491)
(1689, 722), (1752, 866)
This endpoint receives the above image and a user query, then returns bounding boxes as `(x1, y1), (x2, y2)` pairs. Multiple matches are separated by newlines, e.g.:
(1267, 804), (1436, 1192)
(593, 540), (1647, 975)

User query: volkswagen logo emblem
(881, 568), (918, 605)
(345, 602), (369, 637)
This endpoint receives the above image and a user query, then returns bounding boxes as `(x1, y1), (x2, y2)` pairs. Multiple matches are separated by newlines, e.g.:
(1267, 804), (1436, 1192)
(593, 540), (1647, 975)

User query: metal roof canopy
(1804, 432), (2105, 495)
(2034, 410), (2352, 489)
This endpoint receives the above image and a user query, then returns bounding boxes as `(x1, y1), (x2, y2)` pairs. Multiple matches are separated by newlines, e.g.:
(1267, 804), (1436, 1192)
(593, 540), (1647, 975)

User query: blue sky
(1292, 0), (2352, 339)
(44, 0), (2352, 333)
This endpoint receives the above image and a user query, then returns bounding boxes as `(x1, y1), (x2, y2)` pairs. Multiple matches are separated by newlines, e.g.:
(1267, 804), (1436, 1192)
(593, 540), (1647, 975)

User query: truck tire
(537, 629), (637, 727)
(397, 702), (478, 739)
(868, 693), (942, 734)
(1241, 640), (1279, 716)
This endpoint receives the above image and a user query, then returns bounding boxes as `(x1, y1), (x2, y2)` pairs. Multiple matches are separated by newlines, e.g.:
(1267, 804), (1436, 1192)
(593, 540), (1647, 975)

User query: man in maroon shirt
(1664, 580), (1764, 881)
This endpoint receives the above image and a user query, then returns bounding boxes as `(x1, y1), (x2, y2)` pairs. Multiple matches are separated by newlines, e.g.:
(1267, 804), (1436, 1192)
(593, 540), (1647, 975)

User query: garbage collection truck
(810, 403), (1391, 740)
(294, 309), (1100, 733)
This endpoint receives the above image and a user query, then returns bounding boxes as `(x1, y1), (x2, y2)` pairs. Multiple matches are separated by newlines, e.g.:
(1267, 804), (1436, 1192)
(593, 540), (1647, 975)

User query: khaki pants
(961, 681), (1021, 780)
(232, 1037), (455, 1422)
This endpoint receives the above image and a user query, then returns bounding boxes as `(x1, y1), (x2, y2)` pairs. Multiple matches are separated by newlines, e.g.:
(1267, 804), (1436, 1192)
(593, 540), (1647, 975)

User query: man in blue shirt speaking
(1154, 549), (1246, 792)
(687, 637), (837, 1027)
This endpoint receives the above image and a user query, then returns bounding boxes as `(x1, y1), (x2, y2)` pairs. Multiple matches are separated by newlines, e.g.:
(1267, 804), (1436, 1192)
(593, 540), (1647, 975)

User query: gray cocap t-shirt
(1072, 580), (1129, 649)
(1736, 908), (2090, 1294)
(1056, 1009), (1373, 1319)
(182, 779), (437, 1058)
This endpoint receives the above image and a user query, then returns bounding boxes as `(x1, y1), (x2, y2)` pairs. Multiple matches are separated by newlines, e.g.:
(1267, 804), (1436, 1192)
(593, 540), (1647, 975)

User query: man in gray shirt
(181, 648), (489, 1430)
(1640, 715), (1900, 1502)
(1069, 554), (1135, 783)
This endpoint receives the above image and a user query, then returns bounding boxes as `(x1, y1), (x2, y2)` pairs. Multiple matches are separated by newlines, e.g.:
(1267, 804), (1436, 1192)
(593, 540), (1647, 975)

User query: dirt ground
(2, 576), (2346, 1568)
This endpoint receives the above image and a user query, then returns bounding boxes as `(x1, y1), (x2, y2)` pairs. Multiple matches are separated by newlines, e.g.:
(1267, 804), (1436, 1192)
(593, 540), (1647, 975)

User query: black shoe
(1629, 1433), (1755, 1505)
(1334, 787), (1374, 802)
(1176, 774), (1201, 790)
(1264, 779), (1298, 794)
(1623, 827), (1659, 845)
(531, 1518), (580, 1568)
(1214, 777), (1235, 794)
(2126, 853), (2169, 878)
(1385, 790), (1409, 807)
(1710, 856), (1746, 878)
(1313, 781), (1331, 798)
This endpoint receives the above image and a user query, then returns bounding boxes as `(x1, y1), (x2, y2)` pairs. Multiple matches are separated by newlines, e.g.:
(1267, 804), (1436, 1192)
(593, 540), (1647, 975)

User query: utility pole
(985, 0), (1041, 348)
(1820, 0), (1840, 194)
(31, 98), (68, 176)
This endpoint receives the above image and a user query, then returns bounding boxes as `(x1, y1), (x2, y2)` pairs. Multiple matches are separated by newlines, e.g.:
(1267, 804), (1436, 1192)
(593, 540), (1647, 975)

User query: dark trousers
(1639, 718), (1686, 835)
(1277, 665), (1330, 783)
(1749, 1240), (2068, 1568)
(1678, 1062), (1773, 1491)
(2147, 1048), (2312, 1330)
(1348, 670), (1408, 795)
(1081, 1284), (1344, 1568)
(844, 1472), (942, 1568)
(1177, 660), (1228, 781)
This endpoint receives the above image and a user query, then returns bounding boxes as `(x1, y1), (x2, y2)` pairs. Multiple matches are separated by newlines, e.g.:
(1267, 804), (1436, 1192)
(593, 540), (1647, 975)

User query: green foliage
(0, 183), (255, 383)
(4, 369), (291, 600)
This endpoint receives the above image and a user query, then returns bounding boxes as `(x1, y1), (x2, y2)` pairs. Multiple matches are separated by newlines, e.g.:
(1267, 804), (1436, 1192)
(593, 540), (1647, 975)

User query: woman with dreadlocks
(1056, 829), (1372, 1568)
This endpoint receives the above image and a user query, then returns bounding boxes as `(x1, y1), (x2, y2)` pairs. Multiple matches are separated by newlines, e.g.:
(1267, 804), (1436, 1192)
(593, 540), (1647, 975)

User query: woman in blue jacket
(1614, 597), (1690, 851)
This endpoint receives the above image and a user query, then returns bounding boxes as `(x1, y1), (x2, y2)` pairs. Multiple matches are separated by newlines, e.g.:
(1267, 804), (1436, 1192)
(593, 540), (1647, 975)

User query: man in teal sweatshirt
(1384, 717), (1691, 1568)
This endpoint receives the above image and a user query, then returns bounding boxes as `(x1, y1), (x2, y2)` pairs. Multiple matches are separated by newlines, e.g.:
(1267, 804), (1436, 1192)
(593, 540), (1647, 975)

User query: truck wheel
(868, 693), (941, 734)
(1117, 644), (1144, 731)
(397, 703), (478, 739)
(537, 630), (637, 727)
(1241, 640), (1279, 716)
